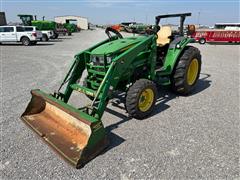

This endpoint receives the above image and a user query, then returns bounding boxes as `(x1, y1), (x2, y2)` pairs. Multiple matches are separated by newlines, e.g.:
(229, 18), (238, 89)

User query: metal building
(0, 12), (7, 26)
(54, 15), (88, 30)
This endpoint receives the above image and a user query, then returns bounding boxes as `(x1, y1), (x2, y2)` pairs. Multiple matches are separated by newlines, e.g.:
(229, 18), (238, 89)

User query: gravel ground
(1, 29), (239, 179)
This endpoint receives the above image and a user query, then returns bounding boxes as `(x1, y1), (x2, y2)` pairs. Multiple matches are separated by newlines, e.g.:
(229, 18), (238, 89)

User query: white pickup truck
(23, 26), (54, 42)
(0, 26), (42, 46)
(40, 30), (54, 41)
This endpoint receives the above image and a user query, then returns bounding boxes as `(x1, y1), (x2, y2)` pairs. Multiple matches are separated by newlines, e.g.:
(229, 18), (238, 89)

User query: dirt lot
(1, 29), (239, 179)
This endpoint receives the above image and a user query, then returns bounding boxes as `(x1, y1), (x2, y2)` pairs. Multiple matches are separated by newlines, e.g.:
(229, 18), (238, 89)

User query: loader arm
(57, 35), (156, 120)
(94, 35), (157, 119)
(57, 36), (119, 102)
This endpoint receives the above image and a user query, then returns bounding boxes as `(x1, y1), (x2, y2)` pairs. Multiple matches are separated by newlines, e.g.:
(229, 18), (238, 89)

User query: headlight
(176, 44), (181, 48)
(91, 55), (105, 65)
(106, 56), (112, 64)
(92, 56), (97, 63)
(98, 56), (105, 64)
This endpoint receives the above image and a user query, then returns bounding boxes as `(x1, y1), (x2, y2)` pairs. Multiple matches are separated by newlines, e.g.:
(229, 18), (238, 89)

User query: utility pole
(165, 13), (168, 24)
(197, 12), (201, 26)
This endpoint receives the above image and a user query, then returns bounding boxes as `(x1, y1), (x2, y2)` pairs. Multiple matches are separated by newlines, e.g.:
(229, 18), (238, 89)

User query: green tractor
(21, 13), (201, 168)
(18, 14), (59, 40)
(63, 23), (78, 34)
(128, 23), (151, 34)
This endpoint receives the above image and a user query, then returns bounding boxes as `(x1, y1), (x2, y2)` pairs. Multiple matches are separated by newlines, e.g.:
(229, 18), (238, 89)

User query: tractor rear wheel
(171, 46), (201, 95)
(126, 79), (157, 119)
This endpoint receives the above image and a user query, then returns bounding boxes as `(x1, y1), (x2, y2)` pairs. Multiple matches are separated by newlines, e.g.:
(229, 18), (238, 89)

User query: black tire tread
(42, 34), (49, 42)
(126, 79), (157, 119)
(21, 37), (30, 46)
(171, 46), (201, 95)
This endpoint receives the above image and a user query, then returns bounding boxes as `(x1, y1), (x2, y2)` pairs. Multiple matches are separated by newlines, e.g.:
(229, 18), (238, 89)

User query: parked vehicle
(110, 24), (122, 32)
(23, 26), (42, 44)
(25, 26), (54, 42)
(18, 14), (59, 40)
(55, 27), (68, 36)
(56, 23), (71, 36)
(215, 23), (240, 30)
(191, 23), (240, 44)
(192, 29), (240, 44)
(40, 30), (54, 41)
(0, 26), (41, 45)
(63, 23), (78, 33)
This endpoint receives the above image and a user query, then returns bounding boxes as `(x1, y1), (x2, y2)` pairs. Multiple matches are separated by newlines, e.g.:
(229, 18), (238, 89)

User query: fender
(158, 37), (194, 76)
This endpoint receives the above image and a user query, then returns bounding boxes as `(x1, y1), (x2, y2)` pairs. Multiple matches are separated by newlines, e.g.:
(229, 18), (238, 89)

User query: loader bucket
(21, 89), (108, 168)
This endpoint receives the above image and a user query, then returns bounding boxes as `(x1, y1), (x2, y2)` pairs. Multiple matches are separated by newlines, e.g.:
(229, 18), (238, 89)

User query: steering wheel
(141, 25), (159, 39)
(105, 27), (123, 39)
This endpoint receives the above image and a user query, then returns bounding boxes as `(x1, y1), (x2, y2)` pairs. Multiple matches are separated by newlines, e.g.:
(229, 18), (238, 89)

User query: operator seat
(156, 26), (172, 47)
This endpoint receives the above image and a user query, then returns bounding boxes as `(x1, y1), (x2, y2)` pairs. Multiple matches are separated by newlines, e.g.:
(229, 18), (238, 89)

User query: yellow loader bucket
(21, 90), (108, 168)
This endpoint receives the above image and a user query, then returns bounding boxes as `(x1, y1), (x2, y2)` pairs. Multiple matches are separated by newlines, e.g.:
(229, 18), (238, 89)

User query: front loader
(21, 13), (201, 168)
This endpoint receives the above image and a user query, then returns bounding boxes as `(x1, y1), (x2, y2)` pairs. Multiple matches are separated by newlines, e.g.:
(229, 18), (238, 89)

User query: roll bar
(155, 13), (192, 36)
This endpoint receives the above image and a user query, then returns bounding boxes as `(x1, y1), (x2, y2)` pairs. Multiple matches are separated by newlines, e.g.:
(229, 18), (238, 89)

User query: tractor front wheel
(171, 46), (201, 95)
(126, 79), (157, 119)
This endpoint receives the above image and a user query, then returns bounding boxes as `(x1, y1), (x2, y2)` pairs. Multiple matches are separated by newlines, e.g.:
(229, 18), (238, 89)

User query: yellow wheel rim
(187, 58), (199, 85)
(138, 88), (154, 112)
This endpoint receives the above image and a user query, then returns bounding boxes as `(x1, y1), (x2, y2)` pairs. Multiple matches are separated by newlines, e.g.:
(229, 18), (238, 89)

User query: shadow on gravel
(191, 73), (211, 95)
(207, 42), (240, 46)
(103, 73), (212, 151)
(35, 43), (55, 46)
(57, 37), (72, 40)
(49, 39), (63, 42)
(103, 107), (130, 151)
(191, 42), (240, 46)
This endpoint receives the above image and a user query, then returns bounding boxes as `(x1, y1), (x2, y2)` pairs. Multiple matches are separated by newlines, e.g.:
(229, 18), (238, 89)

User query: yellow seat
(156, 26), (172, 47)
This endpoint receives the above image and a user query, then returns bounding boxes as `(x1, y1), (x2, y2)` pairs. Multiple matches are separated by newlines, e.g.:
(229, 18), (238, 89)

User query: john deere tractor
(18, 14), (59, 40)
(21, 13), (201, 168)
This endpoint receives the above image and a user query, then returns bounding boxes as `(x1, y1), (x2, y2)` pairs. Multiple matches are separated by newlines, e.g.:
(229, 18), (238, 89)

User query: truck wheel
(54, 34), (59, 39)
(52, 32), (58, 39)
(171, 46), (201, 95)
(126, 79), (157, 119)
(199, 38), (206, 44)
(42, 34), (49, 42)
(21, 37), (31, 46)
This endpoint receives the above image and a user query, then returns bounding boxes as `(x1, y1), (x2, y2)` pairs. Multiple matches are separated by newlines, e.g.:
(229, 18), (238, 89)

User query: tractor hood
(91, 36), (147, 55)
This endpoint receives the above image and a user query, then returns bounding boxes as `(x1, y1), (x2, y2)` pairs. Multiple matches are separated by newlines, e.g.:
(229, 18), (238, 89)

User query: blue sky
(1, 0), (239, 25)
